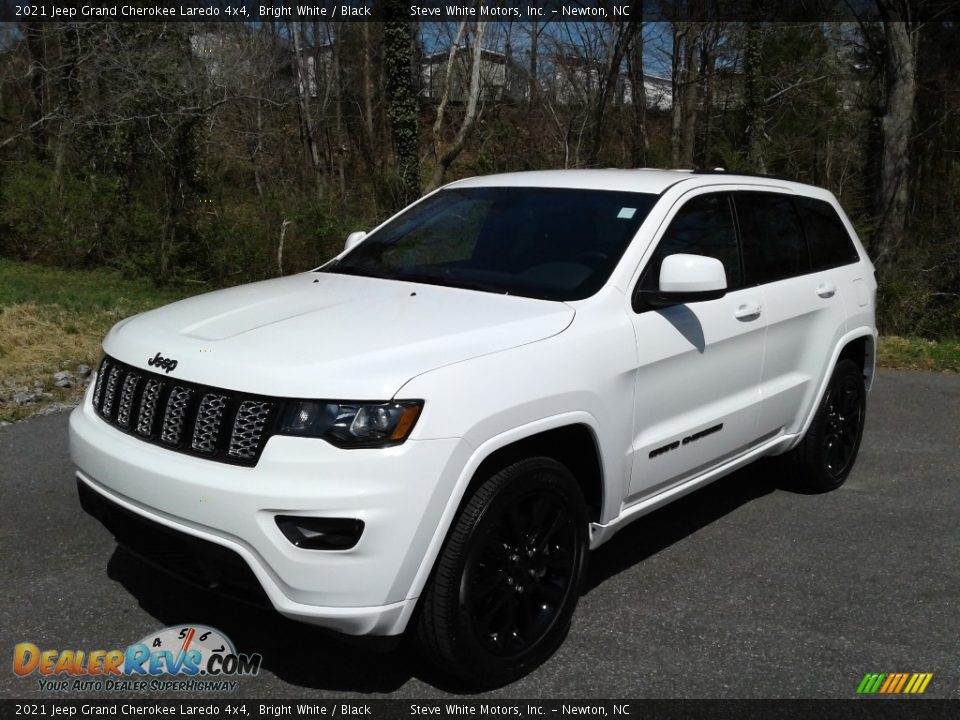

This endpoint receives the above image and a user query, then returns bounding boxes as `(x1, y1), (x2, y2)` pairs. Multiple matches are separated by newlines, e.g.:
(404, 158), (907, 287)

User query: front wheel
(415, 457), (589, 687)
(789, 359), (867, 492)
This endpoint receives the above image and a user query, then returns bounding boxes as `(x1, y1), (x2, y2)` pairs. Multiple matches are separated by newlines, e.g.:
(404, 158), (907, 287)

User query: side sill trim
(588, 431), (798, 549)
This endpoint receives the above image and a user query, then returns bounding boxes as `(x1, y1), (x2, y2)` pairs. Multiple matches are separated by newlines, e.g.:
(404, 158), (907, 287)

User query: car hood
(104, 272), (574, 398)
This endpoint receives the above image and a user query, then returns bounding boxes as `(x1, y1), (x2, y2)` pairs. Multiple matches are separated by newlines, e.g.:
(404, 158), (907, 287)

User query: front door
(627, 191), (767, 501)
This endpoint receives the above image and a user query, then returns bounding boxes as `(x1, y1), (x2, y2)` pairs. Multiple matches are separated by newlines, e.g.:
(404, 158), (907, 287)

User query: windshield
(322, 186), (658, 301)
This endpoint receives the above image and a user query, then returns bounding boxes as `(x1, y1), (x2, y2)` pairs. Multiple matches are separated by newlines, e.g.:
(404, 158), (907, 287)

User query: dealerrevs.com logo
(13, 625), (261, 693)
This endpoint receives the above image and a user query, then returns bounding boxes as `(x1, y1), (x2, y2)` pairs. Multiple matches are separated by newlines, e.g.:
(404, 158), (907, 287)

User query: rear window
(795, 197), (861, 271)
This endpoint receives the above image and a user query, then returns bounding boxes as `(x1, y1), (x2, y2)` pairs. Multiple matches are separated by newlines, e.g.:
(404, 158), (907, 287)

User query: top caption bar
(3, 0), (960, 23)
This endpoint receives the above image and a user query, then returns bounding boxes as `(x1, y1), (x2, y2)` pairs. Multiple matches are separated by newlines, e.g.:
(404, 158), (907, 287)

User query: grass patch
(0, 260), (197, 423)
(878, 335), (960, 373)
(0, 259), (194, 310)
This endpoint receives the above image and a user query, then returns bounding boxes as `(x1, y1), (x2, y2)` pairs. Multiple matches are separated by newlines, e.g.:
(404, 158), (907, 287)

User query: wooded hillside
(1, 12), (957, 338)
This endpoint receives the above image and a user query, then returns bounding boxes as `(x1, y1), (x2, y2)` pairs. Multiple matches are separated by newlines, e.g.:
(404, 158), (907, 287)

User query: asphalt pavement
(1, 370), (958, 699)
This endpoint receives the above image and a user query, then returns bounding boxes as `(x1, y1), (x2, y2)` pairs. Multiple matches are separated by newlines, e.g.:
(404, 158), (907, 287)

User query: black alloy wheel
(822, 370), (864, 479)
(462, 484), (580, 656)
(416, 457), (588, 687)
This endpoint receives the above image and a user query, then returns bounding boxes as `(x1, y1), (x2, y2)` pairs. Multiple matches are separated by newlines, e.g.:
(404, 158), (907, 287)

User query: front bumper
(69, 386), (470, 636)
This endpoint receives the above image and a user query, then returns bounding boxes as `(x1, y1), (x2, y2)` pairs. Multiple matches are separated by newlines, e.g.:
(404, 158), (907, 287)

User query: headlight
(278, 400), (423, 448)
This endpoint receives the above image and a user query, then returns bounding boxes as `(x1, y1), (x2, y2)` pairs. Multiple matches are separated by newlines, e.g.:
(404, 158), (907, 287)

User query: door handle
(734, 302), (762, 320)
(817, 283), (837, 299)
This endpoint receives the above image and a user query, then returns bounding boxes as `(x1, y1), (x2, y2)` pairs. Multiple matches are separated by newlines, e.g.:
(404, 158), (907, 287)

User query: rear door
(733, 192), (848, 438)
(627, 191), (767, 501)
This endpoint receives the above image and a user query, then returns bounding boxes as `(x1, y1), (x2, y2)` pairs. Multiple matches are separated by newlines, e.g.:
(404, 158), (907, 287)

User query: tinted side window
(795, 197), (860, 271)
(735, 192), (809, 285)
(639, 193), (741, 292)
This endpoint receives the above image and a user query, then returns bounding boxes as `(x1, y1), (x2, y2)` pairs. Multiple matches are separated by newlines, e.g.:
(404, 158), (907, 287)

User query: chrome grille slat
(92, 356), (274, 466)
(192, 393), (227, 454)
(93, 359), (110, 410)
(101, 366), (122, 418)
(160, 386), (194, 446)
(136, 379), (162, 436)
(116, 373), (140, 428)
(228, 400), (274, 460)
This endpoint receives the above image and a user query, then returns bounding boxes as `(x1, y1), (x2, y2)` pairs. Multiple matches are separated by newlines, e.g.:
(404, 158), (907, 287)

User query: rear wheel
(789, 359), (866, 492)
(416, 457), (588, 687)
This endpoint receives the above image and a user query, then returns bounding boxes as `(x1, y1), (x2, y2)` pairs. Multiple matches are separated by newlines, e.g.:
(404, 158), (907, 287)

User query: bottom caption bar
(2, 700), (957, 720)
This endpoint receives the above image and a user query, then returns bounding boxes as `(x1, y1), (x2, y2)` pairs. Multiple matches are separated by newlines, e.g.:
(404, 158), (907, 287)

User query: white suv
(70, 169), (876, 685)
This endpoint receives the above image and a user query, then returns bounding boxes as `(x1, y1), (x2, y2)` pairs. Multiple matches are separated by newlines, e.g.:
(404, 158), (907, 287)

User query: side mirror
(344, 231), (366, 252)
(641, 253), (727, 308)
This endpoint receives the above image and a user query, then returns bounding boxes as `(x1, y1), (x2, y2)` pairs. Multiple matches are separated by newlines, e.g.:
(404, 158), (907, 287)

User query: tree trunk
(529, 19), (539, 105)
(700, 24), (720, 166)
(427, 22), (487, 191)
(362, 23), (376, 146)
(627, 16), (648, 167)
(290, 21), (323, 201)
(252, 101), (265, 202)
(332, 28), (346, 198)
(25, 23), (48, 160)
(679, 26), (700, 168)
(874, 5), (917, 272)
(587, 21), (638, 167)
(743, 21), (766, 172)
(670, 23), (687, 167)
(431, 21), (468, 173)
(383, 0), (422, 206)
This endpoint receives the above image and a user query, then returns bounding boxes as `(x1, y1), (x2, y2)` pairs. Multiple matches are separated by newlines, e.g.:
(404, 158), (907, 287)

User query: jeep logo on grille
(147, 352), (178, 374)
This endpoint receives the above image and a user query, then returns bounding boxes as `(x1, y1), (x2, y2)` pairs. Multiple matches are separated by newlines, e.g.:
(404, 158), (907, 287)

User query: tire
(788, 359), (866, 492)
(416, 457), (589, 687)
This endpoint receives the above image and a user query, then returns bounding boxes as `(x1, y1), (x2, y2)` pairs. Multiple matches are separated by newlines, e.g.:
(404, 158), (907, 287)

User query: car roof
(446, 168), (831, 199)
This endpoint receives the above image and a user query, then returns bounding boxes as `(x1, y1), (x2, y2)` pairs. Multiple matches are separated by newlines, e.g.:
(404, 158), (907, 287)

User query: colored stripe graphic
(857, 673), (886, 694)
(857, 673), (932, 694)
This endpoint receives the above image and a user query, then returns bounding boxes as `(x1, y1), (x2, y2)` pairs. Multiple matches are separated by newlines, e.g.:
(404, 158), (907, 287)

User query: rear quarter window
(795, 197), (861, 271)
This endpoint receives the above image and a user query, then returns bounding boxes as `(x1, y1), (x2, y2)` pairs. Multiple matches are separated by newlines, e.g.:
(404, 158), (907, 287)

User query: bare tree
(874, 1), (918, 271)
(427, 20), (487, 190)
(525, 8), (554, 106)
(627, 18), (649, 167)
(586, 20), (639, 166)
(670, 20), (704, 167)
(289, 21), (323, 200)
(743, 20), (766, 172)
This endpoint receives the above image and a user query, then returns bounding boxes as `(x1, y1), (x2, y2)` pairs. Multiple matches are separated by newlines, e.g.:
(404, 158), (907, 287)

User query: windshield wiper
(322, 264), (393, 279)
(323, 265), (510, 295)
(393, 272), (509, 295)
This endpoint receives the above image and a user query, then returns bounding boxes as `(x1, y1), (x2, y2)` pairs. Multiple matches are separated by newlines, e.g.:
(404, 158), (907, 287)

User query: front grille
(92, 355), (278, 466)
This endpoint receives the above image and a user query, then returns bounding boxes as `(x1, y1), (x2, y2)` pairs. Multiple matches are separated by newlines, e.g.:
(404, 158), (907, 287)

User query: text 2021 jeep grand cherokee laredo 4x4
(71, 169), (876, 685)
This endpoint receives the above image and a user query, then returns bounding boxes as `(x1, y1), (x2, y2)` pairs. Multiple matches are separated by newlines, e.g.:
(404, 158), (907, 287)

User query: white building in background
(550, 54), (672, 110)
(421, 46), (527, 103)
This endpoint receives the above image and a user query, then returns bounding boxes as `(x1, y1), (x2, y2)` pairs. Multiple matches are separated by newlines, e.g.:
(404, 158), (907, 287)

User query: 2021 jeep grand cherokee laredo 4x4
(71, 169), (876, 685)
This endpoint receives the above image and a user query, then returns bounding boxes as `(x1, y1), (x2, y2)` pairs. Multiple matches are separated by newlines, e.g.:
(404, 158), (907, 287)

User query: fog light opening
(275, 515), (364, 550)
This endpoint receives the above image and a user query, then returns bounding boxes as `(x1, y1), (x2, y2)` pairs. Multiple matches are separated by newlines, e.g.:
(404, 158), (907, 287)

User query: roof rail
(692, 168), (798, 183)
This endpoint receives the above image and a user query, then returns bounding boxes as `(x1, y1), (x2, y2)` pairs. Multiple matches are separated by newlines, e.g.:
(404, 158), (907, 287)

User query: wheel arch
(401, 414), (605, 613)
(792, 327), (876, 447)
(467, 424), (604, 524)
(837, 333), (876, 391)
